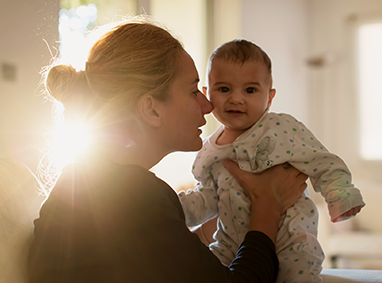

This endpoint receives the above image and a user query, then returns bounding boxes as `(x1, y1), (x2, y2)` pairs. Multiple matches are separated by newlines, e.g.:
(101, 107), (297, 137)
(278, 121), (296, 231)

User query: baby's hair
(207, 39), (272, 85)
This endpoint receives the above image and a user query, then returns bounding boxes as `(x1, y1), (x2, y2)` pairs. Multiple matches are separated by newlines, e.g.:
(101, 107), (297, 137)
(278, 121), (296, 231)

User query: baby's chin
(213, 115), (254, 130)
(223, 123), (255, 132)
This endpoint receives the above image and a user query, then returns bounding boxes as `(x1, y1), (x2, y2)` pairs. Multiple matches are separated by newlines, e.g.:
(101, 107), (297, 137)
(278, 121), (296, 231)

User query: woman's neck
(105, 141), (167, 170)
(84, 118), (171, 170)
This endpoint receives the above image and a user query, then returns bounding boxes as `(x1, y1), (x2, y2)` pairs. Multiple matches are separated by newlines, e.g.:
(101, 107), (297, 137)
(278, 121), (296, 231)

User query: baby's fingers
(333, 206), (363, 222)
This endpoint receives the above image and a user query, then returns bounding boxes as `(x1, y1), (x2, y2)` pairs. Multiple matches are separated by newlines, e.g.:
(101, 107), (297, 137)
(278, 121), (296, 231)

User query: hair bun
(45, 64), (84, 104)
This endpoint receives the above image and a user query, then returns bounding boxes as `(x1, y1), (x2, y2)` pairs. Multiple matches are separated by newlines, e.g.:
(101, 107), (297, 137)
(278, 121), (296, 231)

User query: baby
(179, 40), (365, 283)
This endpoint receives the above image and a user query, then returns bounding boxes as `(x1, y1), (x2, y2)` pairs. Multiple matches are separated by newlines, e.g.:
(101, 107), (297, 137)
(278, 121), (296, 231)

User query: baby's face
(206, 59), (275, 134)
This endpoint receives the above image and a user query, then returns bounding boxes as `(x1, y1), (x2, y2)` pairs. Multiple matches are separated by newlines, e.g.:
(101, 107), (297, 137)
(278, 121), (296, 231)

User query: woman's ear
(137, 95), (162, 127)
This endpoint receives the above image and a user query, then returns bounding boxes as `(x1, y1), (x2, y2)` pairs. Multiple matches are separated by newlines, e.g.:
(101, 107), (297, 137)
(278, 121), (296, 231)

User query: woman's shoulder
(101, 163), (179, 206)
(62, 161), (170, 194)
(51, 162), (153, 202)
(46, 161), (181, 219)
(58, 161), (156, 187)
(108, 164), (185, 223)
(114, 164), (173, 196)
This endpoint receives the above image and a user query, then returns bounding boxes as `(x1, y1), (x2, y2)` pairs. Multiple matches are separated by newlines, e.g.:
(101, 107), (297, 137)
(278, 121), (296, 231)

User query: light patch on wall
(58, 4), (98, 70)
(358, 22), (382, 160)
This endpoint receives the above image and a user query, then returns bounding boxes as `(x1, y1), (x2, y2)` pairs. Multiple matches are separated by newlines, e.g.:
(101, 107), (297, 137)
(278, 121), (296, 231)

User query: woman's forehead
(174, 50), (199, 85)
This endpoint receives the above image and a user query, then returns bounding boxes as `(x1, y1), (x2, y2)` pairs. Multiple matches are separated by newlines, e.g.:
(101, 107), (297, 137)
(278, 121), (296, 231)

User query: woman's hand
(223, 160), (308, 243)
(223, 160), (308, 215)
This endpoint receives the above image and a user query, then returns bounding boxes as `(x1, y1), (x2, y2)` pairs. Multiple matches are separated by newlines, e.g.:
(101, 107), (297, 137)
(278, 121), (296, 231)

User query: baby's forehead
(208, 58), (273, 86)
(211, 58), (266, 70)
(210, 59), (270, 76)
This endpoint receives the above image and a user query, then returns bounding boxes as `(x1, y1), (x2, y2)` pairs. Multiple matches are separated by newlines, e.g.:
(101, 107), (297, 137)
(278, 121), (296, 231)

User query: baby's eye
(245, 87), (256, 94)
(219, 87), (230, 93)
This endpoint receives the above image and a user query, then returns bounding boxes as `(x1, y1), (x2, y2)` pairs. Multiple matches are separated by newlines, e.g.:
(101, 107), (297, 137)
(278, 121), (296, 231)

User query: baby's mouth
(227, 110), (244, 114)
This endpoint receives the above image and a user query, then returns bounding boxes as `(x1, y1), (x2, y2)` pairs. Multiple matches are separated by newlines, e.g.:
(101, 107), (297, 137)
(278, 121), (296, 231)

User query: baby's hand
(332, 205), (363, 223)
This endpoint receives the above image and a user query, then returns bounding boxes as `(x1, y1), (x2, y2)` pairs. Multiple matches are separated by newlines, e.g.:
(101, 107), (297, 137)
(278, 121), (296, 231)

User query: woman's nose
(198, 93), (213, 114)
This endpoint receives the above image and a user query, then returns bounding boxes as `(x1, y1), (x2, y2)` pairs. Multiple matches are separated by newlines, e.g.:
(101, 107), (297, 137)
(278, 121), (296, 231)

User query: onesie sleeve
(289, 121), (365, 221)
(178, 176), (219, 227)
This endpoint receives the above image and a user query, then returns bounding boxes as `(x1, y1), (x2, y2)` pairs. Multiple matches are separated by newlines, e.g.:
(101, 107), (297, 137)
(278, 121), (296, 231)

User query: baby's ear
(268, 89), (276, 106)
(202, 86), (207, 96)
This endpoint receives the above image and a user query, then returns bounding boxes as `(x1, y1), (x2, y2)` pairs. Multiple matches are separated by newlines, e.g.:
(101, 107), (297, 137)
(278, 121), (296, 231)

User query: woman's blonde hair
(45, 16), (184, 126)
(40, 16), (184, 191)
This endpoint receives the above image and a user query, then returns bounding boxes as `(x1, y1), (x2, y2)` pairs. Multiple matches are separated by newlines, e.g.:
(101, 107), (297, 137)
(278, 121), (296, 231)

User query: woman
(28, 17), (308, 282)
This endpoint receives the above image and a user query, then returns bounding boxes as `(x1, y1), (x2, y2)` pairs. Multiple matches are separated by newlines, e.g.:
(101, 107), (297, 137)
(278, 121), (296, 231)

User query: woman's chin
(182, 139), (203, 152)
(193, 139), (204, 151)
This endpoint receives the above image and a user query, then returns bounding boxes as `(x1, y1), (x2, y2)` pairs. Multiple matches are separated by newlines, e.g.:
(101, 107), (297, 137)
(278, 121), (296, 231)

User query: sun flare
(51, 120), (90, 171)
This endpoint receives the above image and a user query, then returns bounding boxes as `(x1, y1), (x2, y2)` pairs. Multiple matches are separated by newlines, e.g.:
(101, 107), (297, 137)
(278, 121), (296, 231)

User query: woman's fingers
(223, 159), (251, 188)
(282, 166), (308, 212)
(284, 163), (308, 179)
(223, 159), (309, 214)
(283, 164), (308, 192)
(282, 162), (292, 169)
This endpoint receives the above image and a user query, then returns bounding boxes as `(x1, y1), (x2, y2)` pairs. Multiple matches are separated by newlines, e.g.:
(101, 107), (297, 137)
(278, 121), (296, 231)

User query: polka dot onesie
(179, 111), (365, 283)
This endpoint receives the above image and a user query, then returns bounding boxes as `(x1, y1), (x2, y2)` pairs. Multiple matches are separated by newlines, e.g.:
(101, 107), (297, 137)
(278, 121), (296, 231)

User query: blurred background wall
(0, 0), (59, 169)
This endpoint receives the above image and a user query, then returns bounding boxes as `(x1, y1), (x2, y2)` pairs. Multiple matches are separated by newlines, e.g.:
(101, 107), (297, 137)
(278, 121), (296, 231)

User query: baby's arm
(289, 121), (365, 222)
(178, 177), (219, 227)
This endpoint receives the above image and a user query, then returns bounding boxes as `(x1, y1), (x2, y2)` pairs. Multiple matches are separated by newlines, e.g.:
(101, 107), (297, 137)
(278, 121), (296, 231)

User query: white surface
(321, 269), (382, 283)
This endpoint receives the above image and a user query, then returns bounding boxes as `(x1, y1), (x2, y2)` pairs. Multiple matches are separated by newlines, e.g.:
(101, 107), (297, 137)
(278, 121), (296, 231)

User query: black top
(29, 159), (278, 283)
